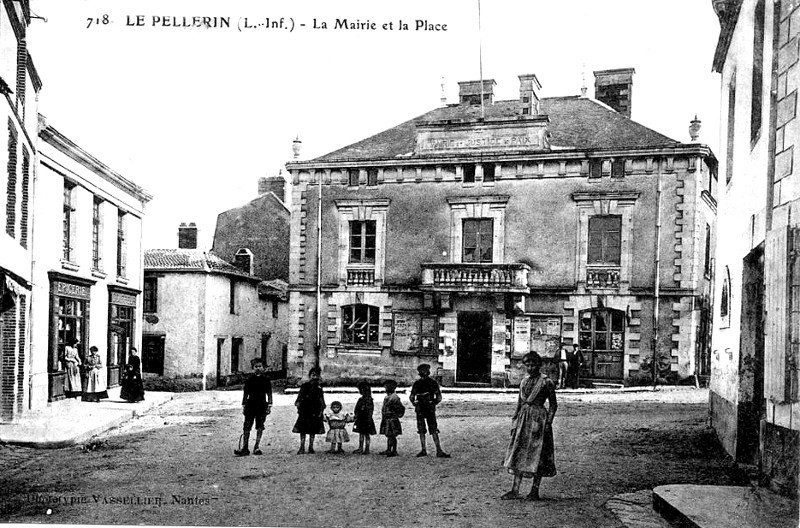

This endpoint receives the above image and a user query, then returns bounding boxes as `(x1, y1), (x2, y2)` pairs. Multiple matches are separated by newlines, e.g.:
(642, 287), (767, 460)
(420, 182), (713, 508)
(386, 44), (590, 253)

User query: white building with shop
(29, 116), (151, 409)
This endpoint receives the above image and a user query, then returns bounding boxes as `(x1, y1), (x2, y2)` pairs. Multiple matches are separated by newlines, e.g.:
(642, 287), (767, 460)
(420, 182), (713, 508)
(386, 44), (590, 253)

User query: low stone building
(142, 224), (286, 388)
(285, 71), (718, 387)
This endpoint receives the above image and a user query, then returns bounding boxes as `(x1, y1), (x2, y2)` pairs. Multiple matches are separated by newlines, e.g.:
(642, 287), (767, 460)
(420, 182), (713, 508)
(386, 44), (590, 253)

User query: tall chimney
(258, 176), (286, 202)
(518, 74), (542, 116)
(593, 68), (635, 117)
(178, 222), (198, 249)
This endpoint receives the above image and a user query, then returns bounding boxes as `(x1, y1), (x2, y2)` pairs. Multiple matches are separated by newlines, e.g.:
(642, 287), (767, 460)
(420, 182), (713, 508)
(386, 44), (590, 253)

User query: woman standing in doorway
(63, 338), (82, 398)
(82, 346), (108, 402)
(501, 352), (557, 500)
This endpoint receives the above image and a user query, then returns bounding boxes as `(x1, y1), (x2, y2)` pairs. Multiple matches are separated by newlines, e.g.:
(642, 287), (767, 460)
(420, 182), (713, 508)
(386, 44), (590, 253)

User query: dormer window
(234, 248), (254, 275)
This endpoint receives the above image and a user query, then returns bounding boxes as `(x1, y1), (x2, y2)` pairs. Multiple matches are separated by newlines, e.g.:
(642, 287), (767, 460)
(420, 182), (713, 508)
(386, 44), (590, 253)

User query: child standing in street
(292, 366), (326, 454)
(379, 379), (405, 457)
(409, 363), (450, 458)
(234, 358), (273, 457)
(352, 381), (376, 454)
(324, 401), (351, 453)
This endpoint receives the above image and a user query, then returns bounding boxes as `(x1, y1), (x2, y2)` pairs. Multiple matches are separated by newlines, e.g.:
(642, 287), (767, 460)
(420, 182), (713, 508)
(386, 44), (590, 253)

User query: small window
(726, 80), (736, 184)
(349, 220), (376, 264)
(611, 159), (625, 178)
(342, 304), (379, 345)
(720, 268), (731, 325)
(231, 338), (243, 373)
(522, 107), (530, 115)
(367, 168), (378, 186)
(348, 169), (359, 187)
(483, 164), (495, 182)
(588, 216), (622, 265)
(143, 277), (158, 313)
(463, 165), (476, 183)
(272, 300), (279, 319)
(589, 160), (602, 179)
(229, 279), (236, 314)
(751, 0), (765, 144)
(462, 218), (493, 263)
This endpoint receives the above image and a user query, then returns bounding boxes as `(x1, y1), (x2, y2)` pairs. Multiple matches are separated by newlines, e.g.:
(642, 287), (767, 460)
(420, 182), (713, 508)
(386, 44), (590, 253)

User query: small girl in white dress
(324, 401), (352, 453)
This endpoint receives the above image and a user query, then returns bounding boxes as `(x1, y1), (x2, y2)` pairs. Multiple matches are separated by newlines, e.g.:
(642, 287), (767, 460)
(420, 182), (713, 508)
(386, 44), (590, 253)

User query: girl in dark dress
(352, 381), (376, 454)
(292, 367), (326, 454)
(120, 347), (145, 403)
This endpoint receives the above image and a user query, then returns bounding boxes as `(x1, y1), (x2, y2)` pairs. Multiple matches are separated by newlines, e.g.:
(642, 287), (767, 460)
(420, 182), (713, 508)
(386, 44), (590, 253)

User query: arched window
(341, 304), (379, 345)
(720, 266), (731, 327)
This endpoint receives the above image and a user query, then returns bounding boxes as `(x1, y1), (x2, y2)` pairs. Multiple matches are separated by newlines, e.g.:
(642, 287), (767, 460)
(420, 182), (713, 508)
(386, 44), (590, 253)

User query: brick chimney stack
(258, 176), (286, 203)
(593, 68), (635, 118)
(458, 79), (496, 106)
(178, 222), (198, 249)
(518, 74), (542, 116)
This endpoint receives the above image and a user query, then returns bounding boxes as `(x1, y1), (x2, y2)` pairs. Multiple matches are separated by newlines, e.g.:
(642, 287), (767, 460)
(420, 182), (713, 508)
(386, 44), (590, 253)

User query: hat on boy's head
(572, 344), (579, 349)
(383, 379), (398, 389)
(417, 363), (431, 373)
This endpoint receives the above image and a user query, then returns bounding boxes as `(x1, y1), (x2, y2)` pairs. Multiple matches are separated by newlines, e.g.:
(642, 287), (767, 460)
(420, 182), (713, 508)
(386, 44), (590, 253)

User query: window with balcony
(349, 220), (376, 263)
(462, 218), (493, 263)
(341, 304), (379, 345)
(587, 215), (621, 288)
(336, 199), (389, 287)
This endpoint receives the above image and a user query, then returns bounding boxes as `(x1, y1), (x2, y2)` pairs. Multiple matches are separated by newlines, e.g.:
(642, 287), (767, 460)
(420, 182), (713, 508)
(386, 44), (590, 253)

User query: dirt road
(0, 388), (746, 527)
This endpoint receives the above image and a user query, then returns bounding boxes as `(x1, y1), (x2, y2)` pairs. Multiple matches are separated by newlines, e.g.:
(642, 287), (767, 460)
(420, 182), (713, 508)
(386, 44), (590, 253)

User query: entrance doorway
(457, 311), (492, 384)
(142, 335), (164, 376)
(737, 244), (765, 464)
(578, 308), (625, 380)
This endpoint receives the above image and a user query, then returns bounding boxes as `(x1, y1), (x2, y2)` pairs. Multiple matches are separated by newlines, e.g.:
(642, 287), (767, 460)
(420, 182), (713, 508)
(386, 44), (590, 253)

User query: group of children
(234, 360), (450, 459)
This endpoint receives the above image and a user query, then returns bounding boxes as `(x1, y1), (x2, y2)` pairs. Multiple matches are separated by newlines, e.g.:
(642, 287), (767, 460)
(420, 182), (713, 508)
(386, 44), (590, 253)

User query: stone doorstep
(652, 485), (800, 528)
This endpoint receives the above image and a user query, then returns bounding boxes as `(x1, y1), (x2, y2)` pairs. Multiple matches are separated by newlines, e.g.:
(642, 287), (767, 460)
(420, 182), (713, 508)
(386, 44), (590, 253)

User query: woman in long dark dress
(501, 352), (557, 500)
(120, 347), (145, 403)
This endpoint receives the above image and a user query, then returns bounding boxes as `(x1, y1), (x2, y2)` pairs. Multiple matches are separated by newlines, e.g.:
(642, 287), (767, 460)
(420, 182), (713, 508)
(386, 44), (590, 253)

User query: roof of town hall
(144, 248), (260, 281)
(308, 96), (682, 163)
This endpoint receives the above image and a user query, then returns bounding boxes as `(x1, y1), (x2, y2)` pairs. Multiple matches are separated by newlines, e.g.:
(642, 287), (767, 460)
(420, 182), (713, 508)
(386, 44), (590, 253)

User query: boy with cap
(234, 357), (273, 456)
(409, 363), (450, 458)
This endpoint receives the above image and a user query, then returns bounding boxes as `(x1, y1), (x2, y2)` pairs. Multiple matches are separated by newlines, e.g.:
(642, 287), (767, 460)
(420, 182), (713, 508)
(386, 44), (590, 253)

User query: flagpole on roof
(478, 0), (485, 119)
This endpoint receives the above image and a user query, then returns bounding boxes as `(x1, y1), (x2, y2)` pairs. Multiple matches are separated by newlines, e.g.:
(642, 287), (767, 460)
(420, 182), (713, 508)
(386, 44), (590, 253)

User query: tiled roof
(311, 96), (679, 163)
(258, 279), (289, 300)
(144, 249), (258, 280)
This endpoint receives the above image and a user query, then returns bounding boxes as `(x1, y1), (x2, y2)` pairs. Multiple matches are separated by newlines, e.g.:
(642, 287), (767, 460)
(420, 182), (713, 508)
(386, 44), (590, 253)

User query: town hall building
(285, 71), (718, 387)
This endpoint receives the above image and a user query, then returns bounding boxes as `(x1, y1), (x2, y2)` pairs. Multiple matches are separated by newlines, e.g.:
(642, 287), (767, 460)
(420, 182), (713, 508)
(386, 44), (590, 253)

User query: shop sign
(54, 281), (91, 300)
(110, 292), (137, 307)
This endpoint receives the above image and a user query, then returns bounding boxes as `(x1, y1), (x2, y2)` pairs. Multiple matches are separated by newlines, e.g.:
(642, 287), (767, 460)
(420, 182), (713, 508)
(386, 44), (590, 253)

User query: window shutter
(764, 226), (790, 401)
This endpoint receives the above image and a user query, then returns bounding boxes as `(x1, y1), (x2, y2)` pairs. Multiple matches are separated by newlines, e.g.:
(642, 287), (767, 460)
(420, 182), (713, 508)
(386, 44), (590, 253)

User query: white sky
(27, 0), (723, 250)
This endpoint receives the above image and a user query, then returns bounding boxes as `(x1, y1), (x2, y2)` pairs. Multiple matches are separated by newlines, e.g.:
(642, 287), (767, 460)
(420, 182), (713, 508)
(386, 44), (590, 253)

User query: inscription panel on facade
(416, 122), (548, 155)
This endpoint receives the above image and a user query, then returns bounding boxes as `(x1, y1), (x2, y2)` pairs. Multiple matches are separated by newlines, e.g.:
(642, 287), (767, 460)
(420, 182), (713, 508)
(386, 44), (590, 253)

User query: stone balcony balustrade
(420, 262), (530, 293)
(586, 264), (621, 288)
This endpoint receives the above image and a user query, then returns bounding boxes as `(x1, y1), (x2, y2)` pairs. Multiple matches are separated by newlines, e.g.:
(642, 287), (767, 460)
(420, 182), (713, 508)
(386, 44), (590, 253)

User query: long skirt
(503, 404), (556, 478)
(82, 369), (108, 402)
(64, 363), (82, 397)
(120, 374), (145, 402)
(293, 413), (325, 435)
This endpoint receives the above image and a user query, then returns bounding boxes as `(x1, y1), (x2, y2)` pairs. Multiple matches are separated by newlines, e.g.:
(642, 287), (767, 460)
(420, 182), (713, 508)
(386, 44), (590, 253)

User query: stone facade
(285, 74), (717, 388)
(709, 0), (800, 498)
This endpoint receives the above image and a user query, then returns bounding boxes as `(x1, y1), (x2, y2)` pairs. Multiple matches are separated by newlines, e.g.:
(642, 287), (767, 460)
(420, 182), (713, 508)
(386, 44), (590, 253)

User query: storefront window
(54, 297), (86, 371)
